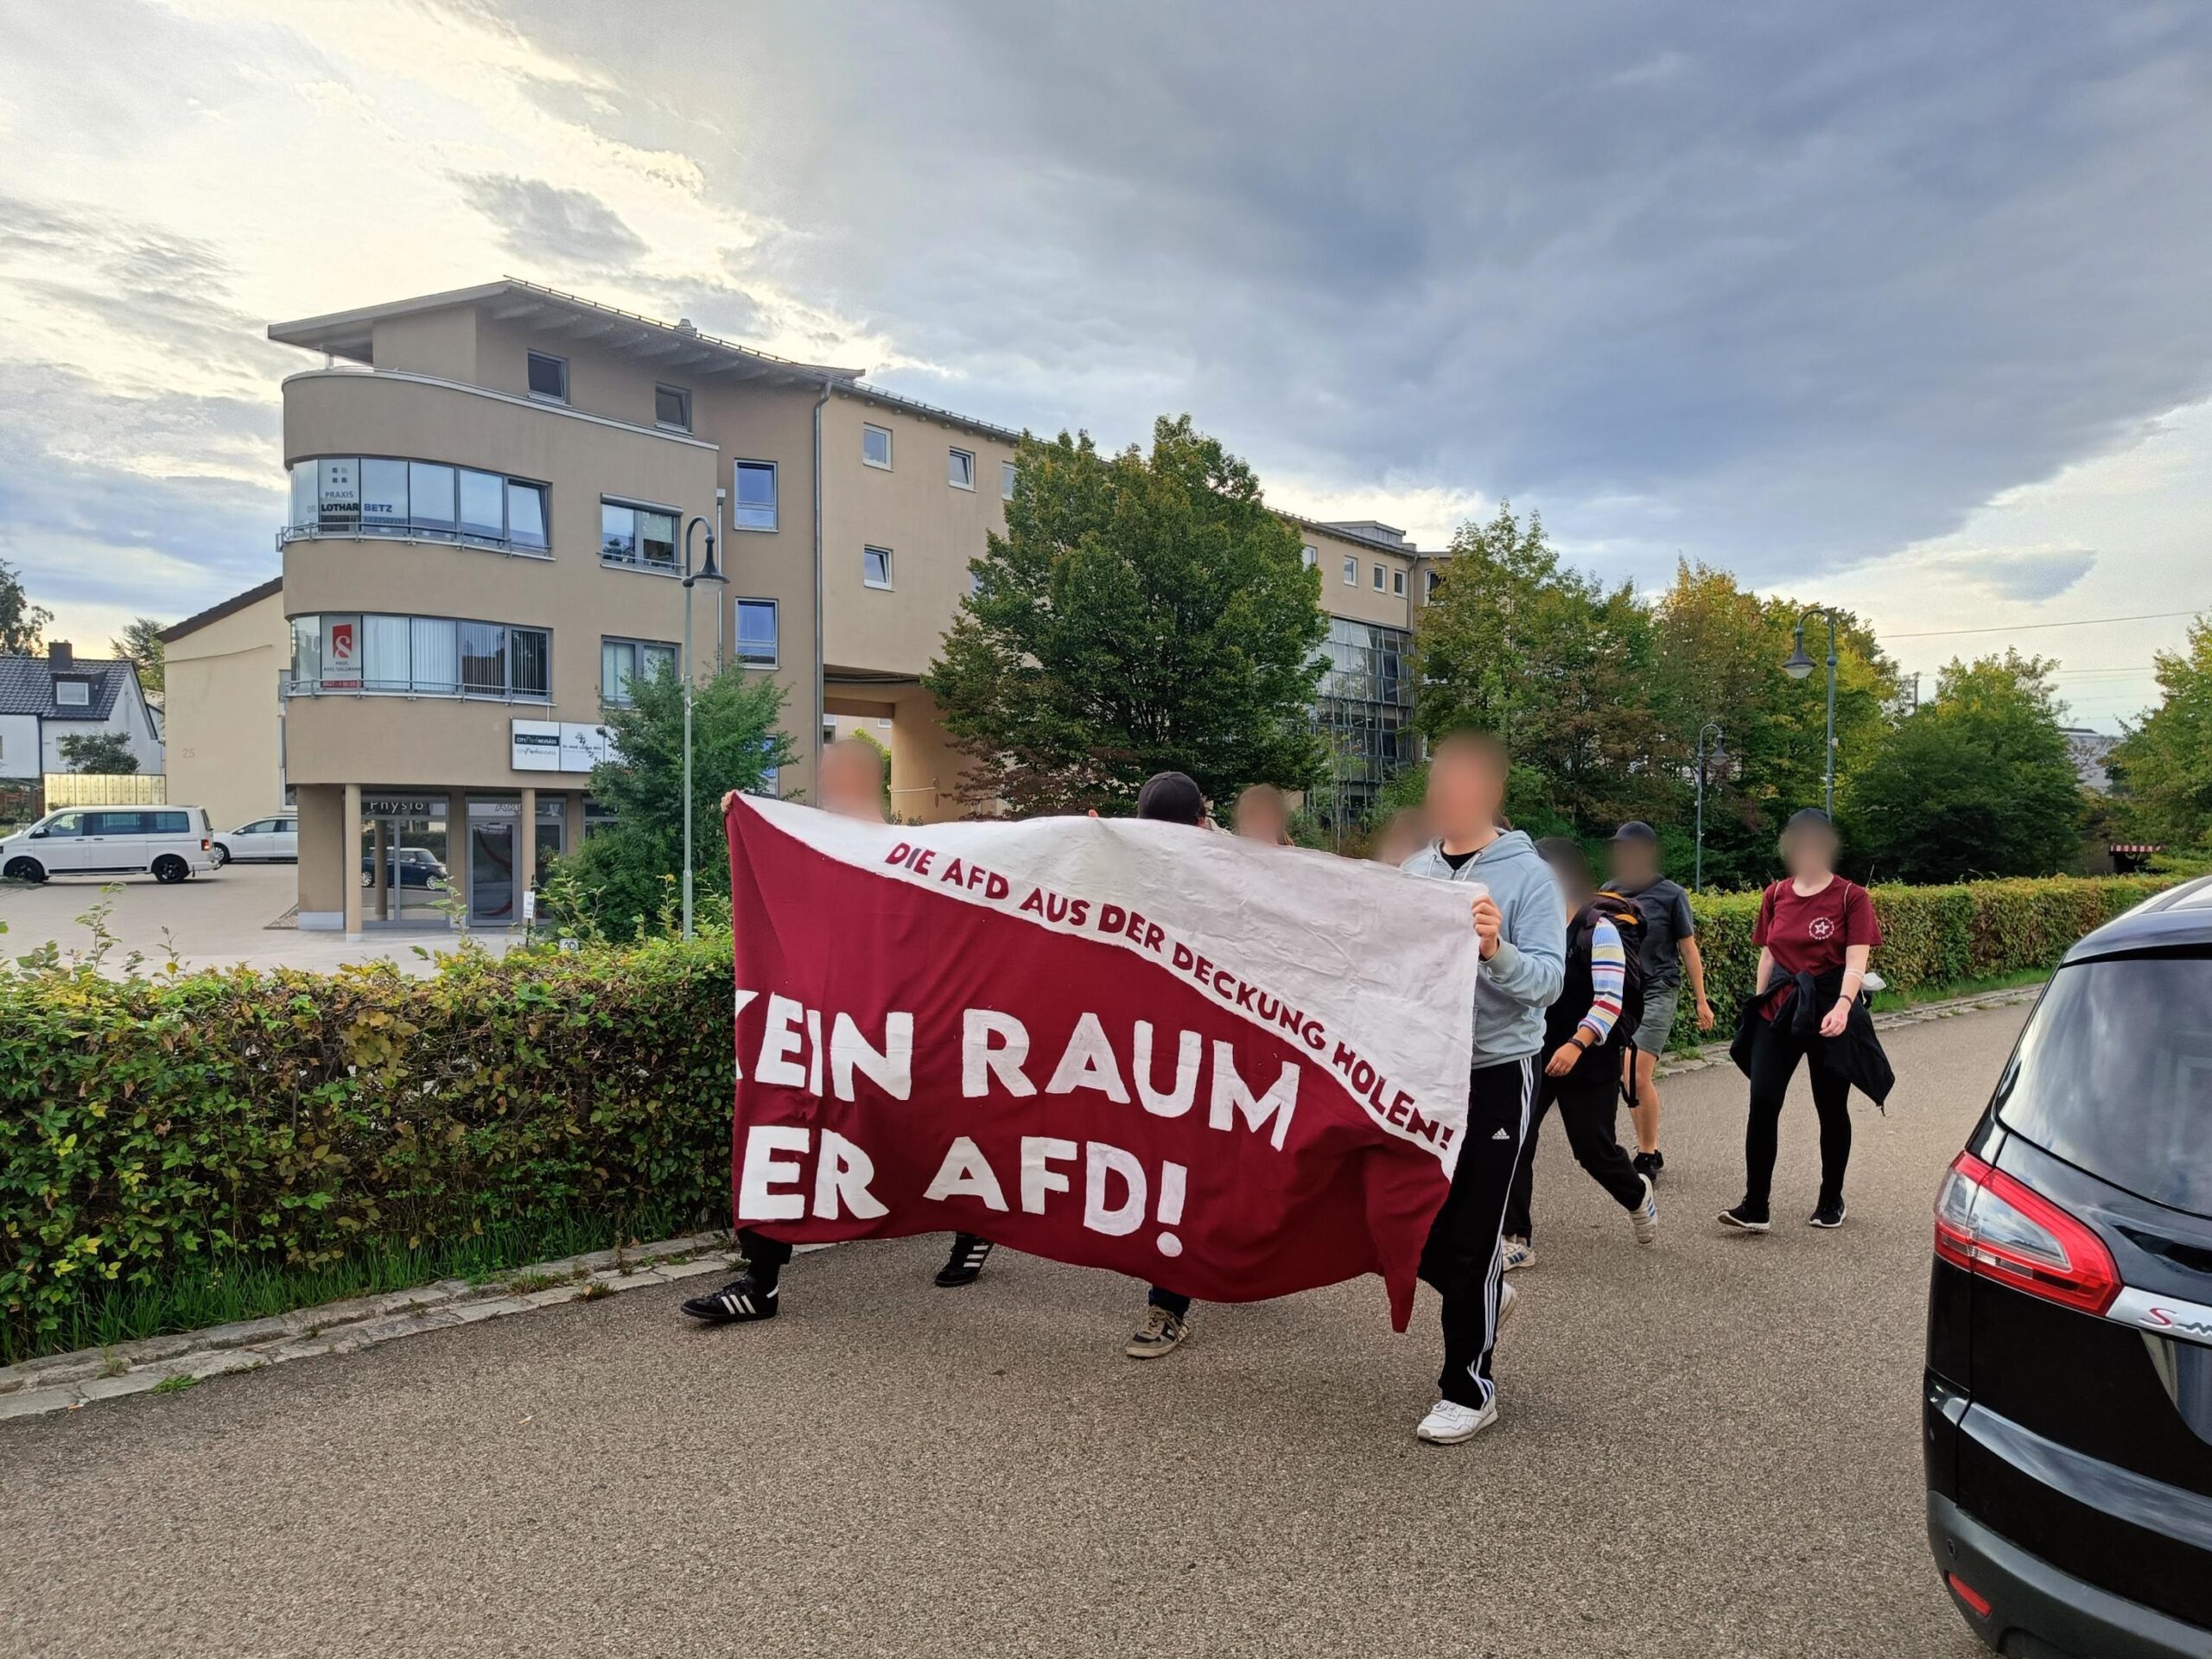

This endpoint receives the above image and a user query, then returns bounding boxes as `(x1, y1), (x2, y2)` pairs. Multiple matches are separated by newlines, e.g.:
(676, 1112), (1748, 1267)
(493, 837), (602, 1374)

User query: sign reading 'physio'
(724, 794), (1479, 1329)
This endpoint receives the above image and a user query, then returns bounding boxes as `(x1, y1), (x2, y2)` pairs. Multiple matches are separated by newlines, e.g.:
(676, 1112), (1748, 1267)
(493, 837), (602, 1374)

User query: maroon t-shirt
(1753, 877), (1880, 1019)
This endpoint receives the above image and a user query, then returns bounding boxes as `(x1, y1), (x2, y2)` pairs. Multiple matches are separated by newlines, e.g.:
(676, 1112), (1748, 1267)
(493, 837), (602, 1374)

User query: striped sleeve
(1580, 916), (1626, 1045)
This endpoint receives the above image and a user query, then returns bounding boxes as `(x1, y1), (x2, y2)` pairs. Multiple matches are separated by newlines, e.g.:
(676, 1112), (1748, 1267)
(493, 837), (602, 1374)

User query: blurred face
(818, 747), (886, 823)
(1234, 793), (1289, 844)
(1611, 839), (1659, 885)
(1426, 745), (1504, 836)
(1781, 824), (1839, 878)
(1547, 861), (1592, 907)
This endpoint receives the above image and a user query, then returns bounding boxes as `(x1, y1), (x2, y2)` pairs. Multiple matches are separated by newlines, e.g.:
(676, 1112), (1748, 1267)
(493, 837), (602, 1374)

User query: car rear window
(151, 810), (189, 834)
(1995, 954), (2212, 1217)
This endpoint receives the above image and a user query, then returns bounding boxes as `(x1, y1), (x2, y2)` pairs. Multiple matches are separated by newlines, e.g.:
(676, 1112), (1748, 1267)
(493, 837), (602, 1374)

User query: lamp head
(1783, 628), (1816, 680)
(696, 528), (725, 585)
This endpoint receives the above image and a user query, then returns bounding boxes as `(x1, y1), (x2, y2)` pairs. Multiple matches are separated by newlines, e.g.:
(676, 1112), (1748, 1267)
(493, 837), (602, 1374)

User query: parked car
(0, 806), (218, 884)
(361, 847), (448, 889)
(1925, 874), (2212, 1657)
(212, 812), (299, 866)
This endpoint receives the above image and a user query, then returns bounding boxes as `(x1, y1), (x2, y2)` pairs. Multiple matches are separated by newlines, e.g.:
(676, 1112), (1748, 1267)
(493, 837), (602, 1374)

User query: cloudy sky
(3, 1), (2208, 728)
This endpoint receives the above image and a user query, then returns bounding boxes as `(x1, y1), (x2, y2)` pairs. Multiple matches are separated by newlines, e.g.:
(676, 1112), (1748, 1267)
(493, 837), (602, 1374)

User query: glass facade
(285, 457), (548, 553)
(288, 613), (550, 701)
(1312, 615), (1413, 824)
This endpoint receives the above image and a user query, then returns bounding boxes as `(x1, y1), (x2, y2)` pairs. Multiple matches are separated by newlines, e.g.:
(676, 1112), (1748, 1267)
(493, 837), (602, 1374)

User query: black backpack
(1564, 888), (1650, 1055)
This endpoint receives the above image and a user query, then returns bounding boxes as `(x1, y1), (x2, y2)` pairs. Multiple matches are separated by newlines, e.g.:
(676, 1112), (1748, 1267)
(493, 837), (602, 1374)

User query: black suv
(1925, 875), (2212, 1657)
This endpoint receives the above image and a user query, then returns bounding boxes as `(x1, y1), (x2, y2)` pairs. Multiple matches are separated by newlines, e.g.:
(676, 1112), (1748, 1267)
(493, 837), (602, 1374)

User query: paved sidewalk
(0, 1005), (2016, 1658)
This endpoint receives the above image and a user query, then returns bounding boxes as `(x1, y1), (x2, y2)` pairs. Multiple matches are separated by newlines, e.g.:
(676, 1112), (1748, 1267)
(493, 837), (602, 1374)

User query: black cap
(1783, 807), (1834, 834)
(1610, 820), (1659, 844)
(1135, 772), (1206, 826)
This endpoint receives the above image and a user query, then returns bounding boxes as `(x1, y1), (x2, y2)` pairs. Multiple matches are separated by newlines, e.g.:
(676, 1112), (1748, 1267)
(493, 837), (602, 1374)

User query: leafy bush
(1661, 873), (2171, 1050)
(0, 936), (734, 1363)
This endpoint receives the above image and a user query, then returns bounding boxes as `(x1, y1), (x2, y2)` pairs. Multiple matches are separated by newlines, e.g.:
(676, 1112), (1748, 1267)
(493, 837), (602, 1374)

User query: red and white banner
(726, 795), (1478, 1329)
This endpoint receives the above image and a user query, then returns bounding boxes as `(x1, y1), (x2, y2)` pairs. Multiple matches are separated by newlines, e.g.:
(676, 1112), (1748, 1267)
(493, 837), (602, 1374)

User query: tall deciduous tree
(56, 732), (138, 775)
(1849, 651), (2083, 883)
(111, 617), (166, 702)
(925, 416), (1325, 816)
(548, 661), (797, 932)
(2110, 616), (2212, 849)
(0, 557), (52, 656)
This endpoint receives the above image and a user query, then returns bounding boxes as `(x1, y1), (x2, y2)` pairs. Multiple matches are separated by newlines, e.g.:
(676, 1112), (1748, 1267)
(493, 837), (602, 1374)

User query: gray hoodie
(1401, 830), (1567, 1066)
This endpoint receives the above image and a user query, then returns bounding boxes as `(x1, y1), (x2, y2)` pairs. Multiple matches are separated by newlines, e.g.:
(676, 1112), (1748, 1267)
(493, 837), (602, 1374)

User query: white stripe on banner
(732, 796), (1478, 1172)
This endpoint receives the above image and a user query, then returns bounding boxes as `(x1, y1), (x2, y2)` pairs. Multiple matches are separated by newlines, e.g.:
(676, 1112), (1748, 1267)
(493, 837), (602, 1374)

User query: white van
(0, 806), (219, 884)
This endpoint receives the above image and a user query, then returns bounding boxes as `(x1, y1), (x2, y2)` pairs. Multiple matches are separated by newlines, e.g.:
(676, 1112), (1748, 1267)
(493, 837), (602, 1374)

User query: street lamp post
(680, 514), (726, 941)
(1783, 607), (1840, 819)
(1694, 721), (1726, 893)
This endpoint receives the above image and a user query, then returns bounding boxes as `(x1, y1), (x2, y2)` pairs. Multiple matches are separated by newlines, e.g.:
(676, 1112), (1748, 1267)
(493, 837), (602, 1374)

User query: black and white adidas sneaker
(934, 1233), (995, 1287)
(680, 1274), (780, 1324)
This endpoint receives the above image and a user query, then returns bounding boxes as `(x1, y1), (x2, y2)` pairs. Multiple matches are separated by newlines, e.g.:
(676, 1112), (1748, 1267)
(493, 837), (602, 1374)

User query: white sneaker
(1501, 1236), (1535, 1272)
(1496, 1278), (1519, 1334)
(1416, 1395), (1498, 1444)
(1630, 1175), (1659, 1245)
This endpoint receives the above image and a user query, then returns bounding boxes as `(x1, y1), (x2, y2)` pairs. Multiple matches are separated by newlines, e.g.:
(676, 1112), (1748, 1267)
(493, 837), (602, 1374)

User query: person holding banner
(1401, 731), (1566, 1444)
(1231, 785), (1294, 846)
(680, 740), (995, 1325)
(1122, 770), (1214, 1358)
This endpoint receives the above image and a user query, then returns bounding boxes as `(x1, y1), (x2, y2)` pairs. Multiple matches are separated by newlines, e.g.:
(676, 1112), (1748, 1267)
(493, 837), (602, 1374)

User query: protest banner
(725, 795), (1480, 1329)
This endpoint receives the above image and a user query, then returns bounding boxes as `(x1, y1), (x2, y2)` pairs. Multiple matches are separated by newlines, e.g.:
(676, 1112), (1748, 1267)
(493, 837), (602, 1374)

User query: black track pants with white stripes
(1419, 1056), (1536, 1410)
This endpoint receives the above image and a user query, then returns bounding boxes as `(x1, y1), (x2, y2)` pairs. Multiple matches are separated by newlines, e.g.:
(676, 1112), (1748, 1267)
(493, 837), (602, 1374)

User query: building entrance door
(467, 798), (518, 925)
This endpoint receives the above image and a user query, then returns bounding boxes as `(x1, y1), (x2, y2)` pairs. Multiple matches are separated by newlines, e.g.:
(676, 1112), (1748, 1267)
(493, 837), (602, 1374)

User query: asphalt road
(0, 1005), (2024, 1659)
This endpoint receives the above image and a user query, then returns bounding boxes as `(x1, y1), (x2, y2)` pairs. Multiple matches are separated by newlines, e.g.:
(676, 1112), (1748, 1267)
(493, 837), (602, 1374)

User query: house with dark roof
(0, 642), (164, 782)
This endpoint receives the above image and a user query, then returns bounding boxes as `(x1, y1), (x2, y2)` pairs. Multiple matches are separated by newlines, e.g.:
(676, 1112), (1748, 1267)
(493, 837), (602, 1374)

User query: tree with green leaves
(1647, 562), (1897, 888)
(924, 416), (1326, 817)
(2109, 615), (2212, 850)
(1414, 504), (1678, 837)
(57, 732), (138, 775)
(1, 557), (52, 657)
(544, 661), (797, 933)
(111, 617), (166, 702)
(1848, 651), (2083, 883)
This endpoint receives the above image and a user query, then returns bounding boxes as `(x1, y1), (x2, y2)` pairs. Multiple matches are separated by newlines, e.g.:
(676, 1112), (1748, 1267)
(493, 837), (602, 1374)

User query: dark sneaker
(1632, 1149), (1666, 1184)
(1124, 1305), (1189, 1358)
(1808, 1201), (1847, 1230)
(1718, 1204), (1771, 1234)
(1649, 1148), (1666, 1177)
(934, 1233), (995, 1287)
(680, 1273), (779, 1323)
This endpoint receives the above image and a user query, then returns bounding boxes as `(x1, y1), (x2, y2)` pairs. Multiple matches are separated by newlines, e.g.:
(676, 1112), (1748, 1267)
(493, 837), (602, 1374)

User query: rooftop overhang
(267, 277), (866, 391)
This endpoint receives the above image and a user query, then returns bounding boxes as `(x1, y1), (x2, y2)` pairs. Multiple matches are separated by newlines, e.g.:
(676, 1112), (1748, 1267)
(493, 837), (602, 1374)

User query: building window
(54, 679), (90, 707)
(655, 385), (692, 431)
(733, 461), (778, 531)
(601, 637), (678, 705)
(1426, 569), (1440, 603)
(1312, 615), (1414, 828)
(287, 614), (549, 701)
(863, 546), (893, 589)
(1301, 545), (1317, 570)
(285, 458), (547, 553)
(1392, 569), (1405, 596)
(862, 424), (893, 469)
(527, 352), (569, 404)
(601, 499), (678, 571)
(734, 599), (779, 667)
(1372, 564), (1385, 591)
(1342, 556), (1357, 586)
(948, 448), (976, 491)
(1001, 459), (1017, 500)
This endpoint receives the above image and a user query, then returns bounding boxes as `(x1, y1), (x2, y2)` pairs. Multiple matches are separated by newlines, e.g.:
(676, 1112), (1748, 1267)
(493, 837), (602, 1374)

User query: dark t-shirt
(1753, 877), (1881, 1019)
(1620, 877), (1695, 988)
(1440, 848), (1479, 873)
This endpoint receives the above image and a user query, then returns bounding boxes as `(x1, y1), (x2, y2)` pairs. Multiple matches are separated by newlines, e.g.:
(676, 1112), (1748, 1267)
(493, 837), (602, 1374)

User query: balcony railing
(279, 674), (550, 705)
(277, 522), (550, 557)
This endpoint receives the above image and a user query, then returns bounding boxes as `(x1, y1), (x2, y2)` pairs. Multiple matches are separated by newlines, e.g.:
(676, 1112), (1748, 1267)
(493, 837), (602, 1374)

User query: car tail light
(1934, 1152), (2120, 1316)
(200, 838), (212, 850)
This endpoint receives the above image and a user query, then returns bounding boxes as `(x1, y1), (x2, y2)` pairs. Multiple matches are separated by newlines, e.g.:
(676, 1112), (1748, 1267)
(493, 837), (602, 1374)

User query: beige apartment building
(168, 278), (1435, 934)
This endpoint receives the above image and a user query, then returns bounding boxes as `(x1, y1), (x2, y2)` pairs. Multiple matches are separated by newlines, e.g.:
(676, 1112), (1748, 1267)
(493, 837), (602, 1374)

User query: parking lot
(0, 861), (514, 975)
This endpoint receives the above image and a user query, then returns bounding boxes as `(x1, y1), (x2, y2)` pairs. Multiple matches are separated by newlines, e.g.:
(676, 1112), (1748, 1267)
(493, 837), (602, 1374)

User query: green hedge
(1659, 874), (2171, 1050)
(1, 938), (734, 1363)
(0, 871), (2175, 1363)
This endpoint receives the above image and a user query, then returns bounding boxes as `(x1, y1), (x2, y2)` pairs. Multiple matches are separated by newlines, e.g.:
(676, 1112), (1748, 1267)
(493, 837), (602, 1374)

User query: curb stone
(0, 1232), (744, 1421)
(2, 987), (2044, 1424)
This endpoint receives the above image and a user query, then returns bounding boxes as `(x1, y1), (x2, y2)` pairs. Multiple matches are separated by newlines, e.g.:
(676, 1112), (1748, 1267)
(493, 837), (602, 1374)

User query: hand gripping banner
(726, 795), (1478, 1330)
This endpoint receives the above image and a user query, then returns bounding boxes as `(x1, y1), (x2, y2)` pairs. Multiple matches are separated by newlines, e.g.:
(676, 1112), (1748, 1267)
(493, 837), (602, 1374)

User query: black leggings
(1741, 1013), (1853, 1217)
